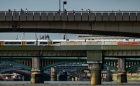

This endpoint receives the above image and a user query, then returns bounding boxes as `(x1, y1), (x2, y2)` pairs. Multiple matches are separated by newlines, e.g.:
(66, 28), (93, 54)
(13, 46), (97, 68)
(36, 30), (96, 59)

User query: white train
(0, 38), (139, 46)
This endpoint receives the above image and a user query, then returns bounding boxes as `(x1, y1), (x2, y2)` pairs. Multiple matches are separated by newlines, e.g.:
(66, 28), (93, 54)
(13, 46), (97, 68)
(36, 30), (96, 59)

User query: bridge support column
(106, 67), (112, 81)
(117, 58), (127, 83)
(87, 50), (103, 85)
(50, 66), (57, 81)
(88, 63), (102, 85)
(30, 57), (44, 83)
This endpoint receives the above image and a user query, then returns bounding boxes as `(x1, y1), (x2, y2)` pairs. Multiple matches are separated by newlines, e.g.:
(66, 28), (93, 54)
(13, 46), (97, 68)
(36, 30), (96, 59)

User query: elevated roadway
(0, 11), (140, 37)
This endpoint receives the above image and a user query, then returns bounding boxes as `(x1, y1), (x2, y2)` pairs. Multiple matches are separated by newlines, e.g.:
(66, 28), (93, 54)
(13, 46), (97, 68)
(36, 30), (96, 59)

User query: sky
(0, 0), (140, 40)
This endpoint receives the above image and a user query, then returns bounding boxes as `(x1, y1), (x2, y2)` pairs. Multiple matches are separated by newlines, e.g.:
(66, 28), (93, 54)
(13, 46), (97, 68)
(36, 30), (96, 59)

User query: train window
(26, 42), (34, 44)
(40, 42), (47, 44)
(5, 42), (21, 44)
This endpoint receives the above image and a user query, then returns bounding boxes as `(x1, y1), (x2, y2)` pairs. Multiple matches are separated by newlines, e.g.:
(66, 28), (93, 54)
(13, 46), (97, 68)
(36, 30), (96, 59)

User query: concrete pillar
(57, 74), (60, 81)
(30, 57), (44, 83)
(117, 58), (127, 83)
(50, 67), (57, 81)
(106, 67), (112, 81)
(88, 63), (102, 85)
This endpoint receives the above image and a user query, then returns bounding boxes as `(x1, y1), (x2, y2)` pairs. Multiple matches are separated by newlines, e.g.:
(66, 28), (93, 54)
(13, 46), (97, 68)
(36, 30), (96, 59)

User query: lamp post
(59, 0), (61, 11)
(63, 1), (67, 11)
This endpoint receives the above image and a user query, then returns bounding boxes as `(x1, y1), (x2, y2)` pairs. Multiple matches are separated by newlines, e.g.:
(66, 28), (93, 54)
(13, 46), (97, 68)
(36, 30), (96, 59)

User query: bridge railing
(1, 11), (140, 15)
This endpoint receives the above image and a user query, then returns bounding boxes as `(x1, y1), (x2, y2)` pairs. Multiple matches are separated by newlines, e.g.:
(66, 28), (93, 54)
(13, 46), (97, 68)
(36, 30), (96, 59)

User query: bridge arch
(41, 61), (72, 71)
(1, 60), (31, 71)
(41, 61), (118, 71)
(126, 64), (140, 71)
(103, 64), (118, 71)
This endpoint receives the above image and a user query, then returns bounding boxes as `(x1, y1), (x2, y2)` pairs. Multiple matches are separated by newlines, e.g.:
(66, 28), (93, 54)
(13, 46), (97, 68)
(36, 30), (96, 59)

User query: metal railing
(0, 11), (140, 13)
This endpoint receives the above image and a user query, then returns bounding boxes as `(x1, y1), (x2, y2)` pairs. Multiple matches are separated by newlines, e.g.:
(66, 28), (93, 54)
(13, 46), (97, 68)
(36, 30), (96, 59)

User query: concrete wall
(137, 13), (140, 21)
(75, 13), (81, 21)
(0, 13), (5, 21)
(123, 13), (129, 21)
(109, 13), (115, 21)
(34, 13), (40, 21)
(1, 12), (140, 21)
(68, 13), (74, 21)
(89, 13), (95, 21)
(6, 13), (12, 21)
(82, 13), (88, 21)
(103, 13), (108, 21)
(48, 13), (54, 21)
(116, 13), (122, 21)
(27, 13), (33, 21)
(61, 13), (67, 21)
(112, 73), (140, 81)
(13, 13), (19, 20)
(54, 13), (60, 21)
(96, 13), (102, 21)
(41, 13), (47, 21)
(130, 13), (136, 21)
(20, 13), (26, 21)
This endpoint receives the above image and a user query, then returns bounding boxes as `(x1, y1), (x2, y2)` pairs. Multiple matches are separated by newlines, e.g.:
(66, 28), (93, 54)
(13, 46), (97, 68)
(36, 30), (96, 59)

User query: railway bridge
(0, 45), (140, 84)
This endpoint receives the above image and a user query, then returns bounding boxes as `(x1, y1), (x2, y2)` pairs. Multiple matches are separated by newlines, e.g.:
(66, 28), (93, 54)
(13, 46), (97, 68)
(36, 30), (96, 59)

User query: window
(5, 42), (21, 44)
(26, 42), (34, 44)
(40, 42), (47, 44)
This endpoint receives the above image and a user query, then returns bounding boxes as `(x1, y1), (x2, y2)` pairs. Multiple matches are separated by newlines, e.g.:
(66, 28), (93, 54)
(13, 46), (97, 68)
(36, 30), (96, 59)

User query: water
(0, 81), (140, 86)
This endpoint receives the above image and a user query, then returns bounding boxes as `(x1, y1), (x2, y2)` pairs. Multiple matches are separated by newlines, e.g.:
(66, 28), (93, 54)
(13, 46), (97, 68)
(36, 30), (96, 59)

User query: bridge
(0, 44), (140, 84)
(0, 11), (140, 37)
(1, 57), (140, 72)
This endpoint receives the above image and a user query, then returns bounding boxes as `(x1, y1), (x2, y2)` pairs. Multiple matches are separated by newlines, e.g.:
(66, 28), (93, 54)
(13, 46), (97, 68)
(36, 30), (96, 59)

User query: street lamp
(63, 1), (67, 11)
(59, 0), (61, 11)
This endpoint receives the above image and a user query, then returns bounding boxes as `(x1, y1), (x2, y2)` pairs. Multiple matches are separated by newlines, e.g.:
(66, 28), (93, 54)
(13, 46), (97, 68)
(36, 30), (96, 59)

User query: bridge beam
(50, 67), (57, 81)
(87, 50), (103, 85)
(117, 58), (127, 83)
(30, 57), (44, 83)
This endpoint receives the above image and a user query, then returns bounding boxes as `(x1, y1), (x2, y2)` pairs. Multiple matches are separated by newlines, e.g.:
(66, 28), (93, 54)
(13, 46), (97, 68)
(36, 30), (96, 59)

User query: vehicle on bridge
(0, 39), (140, 46)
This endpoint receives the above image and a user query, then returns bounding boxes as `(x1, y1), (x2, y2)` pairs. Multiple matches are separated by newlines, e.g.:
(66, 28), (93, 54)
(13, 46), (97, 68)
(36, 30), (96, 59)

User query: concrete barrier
(6, 13), (12, 21)
(13, 13), (19, 20)
(68, 13), (74, 21)
(34, 13), (40, 21)
(109, 13), (115, 21)
(137, 13), (140, 21)
(20, 13), (26, 21)
(0, 13), (5, 21)
(96, 13), (102, 21)
(75, 13), (81, 21)
(48, 13), (54, 21)
(103, 13), (108, 21)
(27, 13), (33, 21)
(89, 13), (95, 21)
(41, 13), (47, 21)
(54, 13), (60, 21)
(82, 13), (88, 21)
(123, 13), (129, 21)
(61, 12), (67, 21)
(130, 13), (136, 21)
(116, 13), (122, 21)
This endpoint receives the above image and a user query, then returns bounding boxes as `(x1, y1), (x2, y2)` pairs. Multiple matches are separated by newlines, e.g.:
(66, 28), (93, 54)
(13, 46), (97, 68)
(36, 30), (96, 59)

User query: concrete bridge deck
(0, 11), (140, 21)
(0, 11), (140, 37)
